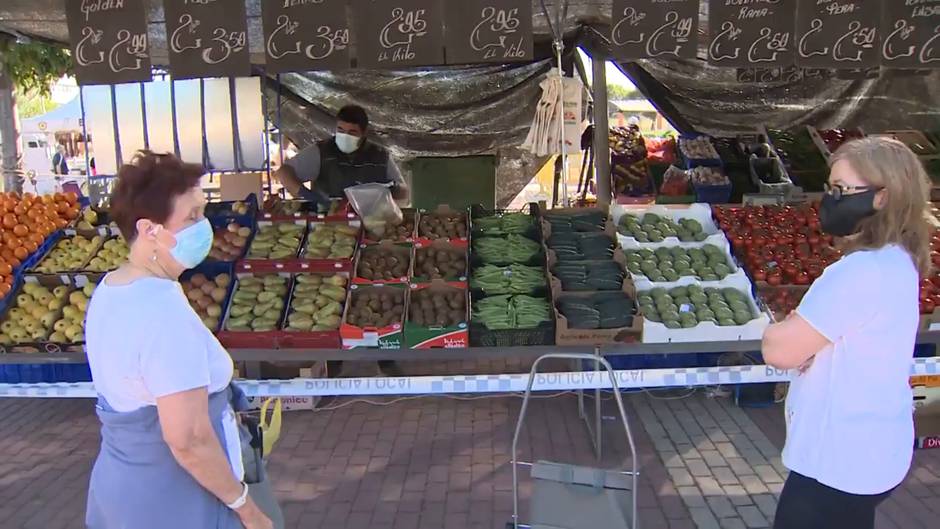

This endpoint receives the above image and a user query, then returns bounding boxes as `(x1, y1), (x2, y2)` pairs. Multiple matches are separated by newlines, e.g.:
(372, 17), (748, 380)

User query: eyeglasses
(823, 183), (882, 200)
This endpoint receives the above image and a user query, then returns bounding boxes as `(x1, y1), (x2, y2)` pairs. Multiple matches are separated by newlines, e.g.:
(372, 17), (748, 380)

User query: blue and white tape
(0, 358), (937, 399)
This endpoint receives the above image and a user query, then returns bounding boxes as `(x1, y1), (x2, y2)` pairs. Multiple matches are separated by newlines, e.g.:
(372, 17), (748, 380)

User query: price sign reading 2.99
(261, 0), (351, 73)
(795, 0), (880, 68)
(163, 0), (251, 79)
(610, 0), (699, 60)
(443, 0), (533, 64)
(707, 0), (796, 67)
(354, 0), (445, 68)
(65, 0), (153, 85)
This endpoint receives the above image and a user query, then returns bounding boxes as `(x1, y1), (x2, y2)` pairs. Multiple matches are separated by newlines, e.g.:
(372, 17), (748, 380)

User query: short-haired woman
(762, 137), (931, 529)
(84, 152), (272, 529)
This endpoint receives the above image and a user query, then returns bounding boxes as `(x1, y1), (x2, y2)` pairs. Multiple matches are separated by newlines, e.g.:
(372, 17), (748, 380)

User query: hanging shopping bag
(259, 397), (283, 458)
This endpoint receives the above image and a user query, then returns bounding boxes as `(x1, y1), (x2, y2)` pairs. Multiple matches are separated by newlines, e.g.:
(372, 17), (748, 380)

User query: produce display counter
(2, 331), (939, 365)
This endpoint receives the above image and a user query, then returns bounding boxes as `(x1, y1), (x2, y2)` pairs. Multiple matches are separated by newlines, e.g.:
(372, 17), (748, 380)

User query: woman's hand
(237, 500), (273, 529)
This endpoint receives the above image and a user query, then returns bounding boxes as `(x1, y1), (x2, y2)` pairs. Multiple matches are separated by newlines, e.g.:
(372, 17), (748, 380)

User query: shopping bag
(259, 397), (283, 458)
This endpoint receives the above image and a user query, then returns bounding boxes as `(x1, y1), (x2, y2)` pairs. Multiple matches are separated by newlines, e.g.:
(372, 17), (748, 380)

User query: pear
(8, 329), (28, 342)
(0, 321), (15, 334)
(64, 324), (83, 341)
(69, 291), (88, 307)
(40, 312), (58, 329)
(53, 319), (69, 333)
(30, 306), (47, 319)
(48, 298), (65, 311)
(84, 283), (96, 298)
(53, 286), (70, 299)
(49, 331), (67, 343)
(30, 328), (48, 341)
(0, 333), (11, 345)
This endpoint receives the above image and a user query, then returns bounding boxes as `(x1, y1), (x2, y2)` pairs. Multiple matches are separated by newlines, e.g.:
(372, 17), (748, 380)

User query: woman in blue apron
(83, 151), (272, 529)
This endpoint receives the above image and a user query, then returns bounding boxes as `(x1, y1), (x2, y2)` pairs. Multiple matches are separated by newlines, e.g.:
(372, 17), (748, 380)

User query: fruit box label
(340, 325), (403, 349)
(404, 324), (468, 349)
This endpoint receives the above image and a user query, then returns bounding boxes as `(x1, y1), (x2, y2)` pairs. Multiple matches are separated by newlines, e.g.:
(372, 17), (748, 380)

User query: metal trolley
(510, 353), (640, 529)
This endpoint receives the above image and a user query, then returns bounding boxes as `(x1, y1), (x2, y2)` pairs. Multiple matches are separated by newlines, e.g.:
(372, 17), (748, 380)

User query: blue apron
(86, 387), (245, 529)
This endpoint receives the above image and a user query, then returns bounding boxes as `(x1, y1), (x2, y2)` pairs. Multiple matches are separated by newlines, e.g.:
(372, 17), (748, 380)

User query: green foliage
(607, 84), (641, 101)
(17, 91), (60, 119)
(0, 39), (72, 97)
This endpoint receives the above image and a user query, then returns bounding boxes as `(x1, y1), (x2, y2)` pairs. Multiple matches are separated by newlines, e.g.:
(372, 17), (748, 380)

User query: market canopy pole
(592, 53), (610, 207)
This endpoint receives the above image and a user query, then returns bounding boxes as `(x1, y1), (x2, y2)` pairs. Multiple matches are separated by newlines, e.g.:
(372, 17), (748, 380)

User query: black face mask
(819, 190), (878, 236)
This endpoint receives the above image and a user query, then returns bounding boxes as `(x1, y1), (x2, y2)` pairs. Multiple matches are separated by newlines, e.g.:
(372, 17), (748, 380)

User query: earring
(151, 252), (157, 262)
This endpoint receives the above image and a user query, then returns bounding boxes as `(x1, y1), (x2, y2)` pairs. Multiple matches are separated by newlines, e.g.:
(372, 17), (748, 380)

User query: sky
(577, 48), (637, 89)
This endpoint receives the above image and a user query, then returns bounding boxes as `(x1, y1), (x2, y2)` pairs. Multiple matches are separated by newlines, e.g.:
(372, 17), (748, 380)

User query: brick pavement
(0, 380), (938, 528)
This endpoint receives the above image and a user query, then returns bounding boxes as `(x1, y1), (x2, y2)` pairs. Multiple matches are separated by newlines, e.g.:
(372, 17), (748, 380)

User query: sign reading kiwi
(610, 0), (699, 60)
(353, 0), (445, 68)
(880, 0), (940, 69)
(795, 0), (880, 69)
(163, 0), (251, 79)
(65, 0), (152, 85)
(707, 0), (795, 67)
(261, 0), (351, 73)
(443, 0), (532, 64)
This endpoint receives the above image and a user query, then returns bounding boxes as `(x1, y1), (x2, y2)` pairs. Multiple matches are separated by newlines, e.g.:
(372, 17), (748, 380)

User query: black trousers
(773, 472), (894, 529)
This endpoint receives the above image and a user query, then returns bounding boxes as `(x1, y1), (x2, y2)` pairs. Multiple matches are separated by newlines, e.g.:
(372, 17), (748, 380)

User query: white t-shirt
(86, 276), (243, 480)
(784, 245), (916, 495)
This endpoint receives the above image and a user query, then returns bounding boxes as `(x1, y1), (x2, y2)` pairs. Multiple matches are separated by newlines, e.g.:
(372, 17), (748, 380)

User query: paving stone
(740, 474), (770, 495)
(752, 494), (777, 519)
(715, 442), (739, 459)
(724, 485), (754, 507)
(669, 468), (696, 487)
(677, 486), (707, 508)
(766, 482), (785, 497)
(736, 505), (769, 528)
(753, 439), (780, 459)
(687, 459), (711, 477)
(706, 496), (738, 519)
(753, 465), (783, 485)
(662, 451), (687, 469)
(712, 467), (740, 486)
(676, 444), (703, 462)
(690, 435), (716, 451)
(696, 476), (725, 497)
(688, 507), (722, 529)
(719, 518), (748, 529)
(726, 457), (755, 477)
(700, 450), (727, 468)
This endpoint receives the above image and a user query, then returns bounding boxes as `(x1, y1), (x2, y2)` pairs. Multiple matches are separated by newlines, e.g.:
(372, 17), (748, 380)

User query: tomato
(753, 269), (767, 281)
(767, 274), (783, 286)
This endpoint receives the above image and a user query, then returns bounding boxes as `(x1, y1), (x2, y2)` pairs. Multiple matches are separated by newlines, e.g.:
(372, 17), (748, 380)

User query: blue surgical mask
(168, 218), (214, 269)
(335, 132), (361, 154)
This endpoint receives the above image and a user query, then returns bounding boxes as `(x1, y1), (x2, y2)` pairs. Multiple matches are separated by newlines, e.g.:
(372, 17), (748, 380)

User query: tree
(0, 36), (72, 193)
(607, 84), (641, 101)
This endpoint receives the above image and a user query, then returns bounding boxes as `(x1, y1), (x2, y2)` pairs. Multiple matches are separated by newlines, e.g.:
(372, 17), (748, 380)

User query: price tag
(708, 0), (796, 67)
(163, 0), (251, 80)
(261, 0), (351, 73)
(353, 0), (445, 68)
(679, 304), (692, 313)
(65, 0), (152, 85)
(881, 1), (940, 69)
(795, 0), (880, 69)
(443, 0), (533, 64)
(610, 0), (699, 60)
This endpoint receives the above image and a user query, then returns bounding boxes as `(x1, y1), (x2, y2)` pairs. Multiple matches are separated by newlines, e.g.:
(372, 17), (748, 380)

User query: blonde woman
(762, 137), (931, 529)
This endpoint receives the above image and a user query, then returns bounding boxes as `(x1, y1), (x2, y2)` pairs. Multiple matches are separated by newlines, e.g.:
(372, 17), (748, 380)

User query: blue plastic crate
(693, 182), (733, 204)
(0, 363), (92, 384)
(678, 134), (724, 169)
(180, 261), (237, 333)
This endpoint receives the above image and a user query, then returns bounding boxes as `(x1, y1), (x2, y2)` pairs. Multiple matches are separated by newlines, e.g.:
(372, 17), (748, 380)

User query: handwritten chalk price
(470, 7), (525, 59)
(378, 8), (428, 63)
(709, 21), (743, 62)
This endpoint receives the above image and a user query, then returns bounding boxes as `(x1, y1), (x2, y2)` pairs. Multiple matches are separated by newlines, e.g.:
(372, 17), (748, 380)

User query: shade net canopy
(3, 1), (938, 205)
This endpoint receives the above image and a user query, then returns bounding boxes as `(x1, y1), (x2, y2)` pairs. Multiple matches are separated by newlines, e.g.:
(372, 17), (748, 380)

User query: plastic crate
(469, 321), (554, 347)
(692, 182), (732, 204)
(678, 134), (723, 169)
(0, 363), (91, 383)
(205, 193), (258, 225)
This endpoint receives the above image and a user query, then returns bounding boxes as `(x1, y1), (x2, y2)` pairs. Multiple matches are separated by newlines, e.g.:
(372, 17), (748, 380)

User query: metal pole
(554, 42), (567, 207)
(592, 53), (611, 207)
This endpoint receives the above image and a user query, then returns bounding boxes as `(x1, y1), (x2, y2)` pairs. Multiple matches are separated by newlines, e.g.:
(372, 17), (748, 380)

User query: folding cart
(510, 353), (639, 529)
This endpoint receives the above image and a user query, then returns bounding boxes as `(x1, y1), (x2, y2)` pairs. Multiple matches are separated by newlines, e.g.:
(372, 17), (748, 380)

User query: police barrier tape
(0, 358), (938, 399)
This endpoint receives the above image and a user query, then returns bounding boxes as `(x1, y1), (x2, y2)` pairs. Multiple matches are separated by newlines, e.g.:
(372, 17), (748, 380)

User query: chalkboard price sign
(610, 0), (699, 60)
(880, 1), (940, 69)
(163, 0), (251, 79)
(65, 0), (152, 85)
(444, 0), (533, 64)
(353, 0), (445, 69)
(707, 0), (795, 67)
(262, 0), (351, 73)
(795, 0), (880, 69)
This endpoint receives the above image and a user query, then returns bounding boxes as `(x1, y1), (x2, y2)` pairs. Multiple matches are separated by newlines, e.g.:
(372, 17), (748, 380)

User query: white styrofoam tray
(636, 273), (769, 344)
(611, 203), (722, 247)
(622, 235), (746, 288)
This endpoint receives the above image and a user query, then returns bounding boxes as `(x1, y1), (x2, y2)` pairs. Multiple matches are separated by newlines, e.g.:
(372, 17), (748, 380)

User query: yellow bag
(259, 397), (282, 458)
